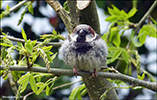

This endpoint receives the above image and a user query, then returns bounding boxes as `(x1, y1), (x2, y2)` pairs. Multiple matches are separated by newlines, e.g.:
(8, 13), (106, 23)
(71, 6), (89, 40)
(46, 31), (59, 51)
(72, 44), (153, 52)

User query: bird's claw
(73, 67), (78, 78)
(91, 69), (97, 78)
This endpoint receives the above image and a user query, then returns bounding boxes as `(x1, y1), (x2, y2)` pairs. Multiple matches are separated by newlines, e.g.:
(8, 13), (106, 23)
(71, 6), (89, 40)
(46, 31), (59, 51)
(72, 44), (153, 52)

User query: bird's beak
(79, 29), (85, 36)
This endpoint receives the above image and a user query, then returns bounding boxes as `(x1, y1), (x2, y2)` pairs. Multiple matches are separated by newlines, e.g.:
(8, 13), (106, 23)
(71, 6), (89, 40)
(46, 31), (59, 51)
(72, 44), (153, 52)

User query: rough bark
(77, 0), (101, 35)
(67, 0), (78, 31)
(82, 76), (118, 100)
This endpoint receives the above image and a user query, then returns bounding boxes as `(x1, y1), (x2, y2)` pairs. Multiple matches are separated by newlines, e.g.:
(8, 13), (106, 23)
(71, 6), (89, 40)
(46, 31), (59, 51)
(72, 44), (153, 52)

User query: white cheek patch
(70, 34), (78, 41)
(85, 34), (96, 42)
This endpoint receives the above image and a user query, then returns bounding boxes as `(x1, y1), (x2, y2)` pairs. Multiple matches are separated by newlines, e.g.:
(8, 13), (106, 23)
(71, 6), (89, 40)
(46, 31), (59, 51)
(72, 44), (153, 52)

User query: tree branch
(0, 35), (62, 47)
(45, 0), (73, 34)
(134, 1), (157, 34)
(0, 65), (156, 92)
(1, 0), (28, 18)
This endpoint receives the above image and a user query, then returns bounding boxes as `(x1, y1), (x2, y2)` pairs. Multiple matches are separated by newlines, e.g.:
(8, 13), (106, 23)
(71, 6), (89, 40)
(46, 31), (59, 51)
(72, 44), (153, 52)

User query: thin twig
(0, 35), (62, 47)
(1, 0), (28, 18)
(23, 80), (82, 100)
(134, 1), (157, 34)
(9, 0), (28, 13)
(0, 65), (156, 92)
(45, 0), (72, 34)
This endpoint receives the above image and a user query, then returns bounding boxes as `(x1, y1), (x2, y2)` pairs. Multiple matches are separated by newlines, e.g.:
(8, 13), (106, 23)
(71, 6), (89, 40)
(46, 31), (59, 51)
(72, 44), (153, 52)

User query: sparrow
(59, 24), (108, 77)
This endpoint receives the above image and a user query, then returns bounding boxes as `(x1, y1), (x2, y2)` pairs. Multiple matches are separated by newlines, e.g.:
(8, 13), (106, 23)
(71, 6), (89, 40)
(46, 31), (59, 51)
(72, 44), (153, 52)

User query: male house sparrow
(59, 24), (108, 77)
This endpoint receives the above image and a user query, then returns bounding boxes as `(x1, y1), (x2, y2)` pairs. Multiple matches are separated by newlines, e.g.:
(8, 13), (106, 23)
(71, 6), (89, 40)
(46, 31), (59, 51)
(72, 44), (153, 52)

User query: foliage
(100, 5), (157, 98)
(0, 28), (60, 99)
(102, 5), (156, 75)
(69, 84), (86, 100)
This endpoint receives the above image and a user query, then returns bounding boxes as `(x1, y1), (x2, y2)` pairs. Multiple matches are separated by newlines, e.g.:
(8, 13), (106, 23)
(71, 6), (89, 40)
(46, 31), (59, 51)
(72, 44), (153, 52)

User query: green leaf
(18, 72), (30, 84)
(107, 7), (115, 15)
(105, 16), (118, 22)
(2, 32), (6, 35)
(18, 7), (27, 25)
(46, 86), (50, 96)
(141, 24), (157, 38)
(139, 32), (147, 45)
(29, 75), (37, 93)
(18, 59), (27, 66)
(81, 88), (87, 96)
(21, 28), (27, 41)
(46, 76), (58, 95)
(69, 84), (85, 100)
(20, 79), (29, 93)
(127, 8), (137, 18)
(148, 25), (156, 38)
(0, 5), (10, 19)
(52, 29), (57, 35)
(17, 42), (23, 49)
(32, 52), (39, 63)
(133, 41), (142, 47)
(47, 82), (54, 95)
(3, 38), (13, 46)
(112, 48), (122, 62)
(108, 47), (118, 51)
(31, 40), (37, 46)
(137, 73), (145, 80)
(36, 82), (46, 87)
(142, 73), (145, 80)
(7, 46), (15, 53)
(36, 85), (46, 95)
(0, 43), (11, 47)
(63, 1), (69, 11)
(18, 72), (30, 93)
(28, 2), (33, 15)
(122, 49), (129, 63)
(109, 27), (119, 42)
(108, 79), (128, 87)
(69, 87), (81, 100)
(150, 17), (157, 25)
(130, 30), (135, 41)
(134, 31), (145, 41)
(113, 33), (121, 47)
(120, 10), (128, 19)
(112, 5), (121, 15)
(6, 5), (10, 9)
(25, 41), (33, 53)
(42, 46), (53, 51)
(51, 52), (58, 61)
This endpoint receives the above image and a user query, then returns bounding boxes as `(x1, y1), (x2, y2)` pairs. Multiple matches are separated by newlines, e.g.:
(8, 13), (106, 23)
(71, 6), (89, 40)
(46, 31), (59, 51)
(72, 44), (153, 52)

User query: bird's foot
(73, 67), (78, 78)
(91, 69), (97, 78)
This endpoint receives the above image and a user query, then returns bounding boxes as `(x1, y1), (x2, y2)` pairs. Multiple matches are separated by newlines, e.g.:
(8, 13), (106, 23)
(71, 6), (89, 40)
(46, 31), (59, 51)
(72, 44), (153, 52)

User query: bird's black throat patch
(74, 42), (92, 54)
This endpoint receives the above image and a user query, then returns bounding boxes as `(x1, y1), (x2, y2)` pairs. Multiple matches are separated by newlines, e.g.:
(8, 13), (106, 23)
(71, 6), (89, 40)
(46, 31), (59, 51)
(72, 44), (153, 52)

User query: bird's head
(69, 24), (99, 43)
